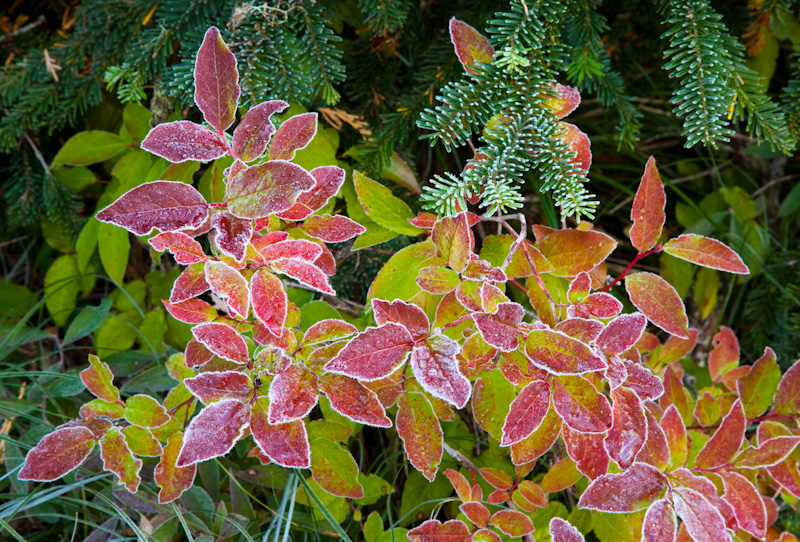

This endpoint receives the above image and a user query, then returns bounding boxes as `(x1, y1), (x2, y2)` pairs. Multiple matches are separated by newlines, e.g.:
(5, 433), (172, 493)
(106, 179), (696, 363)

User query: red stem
(601, 243), (662, 292)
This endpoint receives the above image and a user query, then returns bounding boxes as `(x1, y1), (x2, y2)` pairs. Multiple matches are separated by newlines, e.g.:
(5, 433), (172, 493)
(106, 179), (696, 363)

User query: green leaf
(352, 220), (399, 250)
(99, 222), (130, 285)
(76, 218), (100, 273)
(124, 394), (171, 428)
(51, 165), (96, 191)
(139, 309), (167, 353)
(354, 474), (391, 506)
(53, 131), (129, 166)
(310, 437), (363, 499)
(64, 298), (112, 344)
(297, 475), (353, 534)
(720, 186), (757, 222)
(353, 171), (423, 236)
(472, 368), (514, 440)
(299, 301), (343, 331)
(94, 315), (138, 359)
(364, 511), (384, 542)
(123, 102), (152, 144)
(778, 183), (800, 218)
(293, 125), (338, 172)
(44, 254), (82, 327)
(40, 216), (74, 253)
(398, 470), (452, 526)
(198, 155), (233, 203)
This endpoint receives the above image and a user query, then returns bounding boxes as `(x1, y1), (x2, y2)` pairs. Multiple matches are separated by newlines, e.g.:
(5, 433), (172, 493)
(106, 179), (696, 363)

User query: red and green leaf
(124, 394), (171, 428)
(80, 354), (119, 403)
(416, 266), (460, 295)
(431, 213), (473, 274)
(309, 437), (364, 499)
(408, 519), (471, 542)
(537, 228), (617, 277)
(625, 272), (689, 339)
(19, 426), (96, 482)
(550, 517), (585, 542)
(372, 298), (430, 341)
(737, 347), (780, 418)
(629, 156), (666, 253)
(170, 262), (210, 303)
(596, 312), (647, 355)
(695, 399), (745, 469)
(551, 375), (613, 433)
(319, 373), (391, 427)
(577, 463), (666, 512)
(149, 231), (207, 264)
(489, 510), (534, 537)
(269, 113), (317, 161)
(162, 298), (217, 324)
(396, 392), (442, 481)
(642, 499), (676, 542)
(226, 161), (315, 219)
(154, 432), (197, 504)
(204, 261), (250, 319)
(298, 165), (346, 212)
(474, 302), (524, 352)
(525, 328), (606, 375)
(562, 425), (609, 479)
(301, 214), (366, 243)
(672, 488), (732, 542)
(775, 360), (800, 416)
(269, 258), (335, 295)
(449, 18), (494, 74)
(250, 268), (287, 337)
(211, 211), (253, 262)
(604, 386), (647, 469)
(708, 326), (739, 382)
(99, 426), (143, 493)
(501, 380), (550, 446)
(719, 470), (767, 538)
(663, 234), (749, 275)
(735, 436), (800, 468)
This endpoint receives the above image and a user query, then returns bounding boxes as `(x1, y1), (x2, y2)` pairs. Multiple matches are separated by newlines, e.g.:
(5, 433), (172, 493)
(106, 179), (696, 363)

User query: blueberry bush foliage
(15, 24), (800, 542)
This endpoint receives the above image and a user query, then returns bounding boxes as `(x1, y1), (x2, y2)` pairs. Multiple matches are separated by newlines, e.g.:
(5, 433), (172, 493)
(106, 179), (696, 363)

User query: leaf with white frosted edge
(735, 436), (800, 468)
(192, 322), (249, 365)
(298, 165), (346, 212)
(625, 272), (689, 339)
(269, 258), (335, 295)
(489, 510), (534, 537)
(738, 347), (780, 418)
(155, 432), (196, 504)
(473, 302), (524, 352)
(501, 380), (550, 446)
(226, 161), (316, 219)
(184, 371), (252, 404)
(303, 319), (357, 346)
(636, 410), (670, 472)
(372, 298), (430, 341)
(577, 463), (666, 512)
(537, 228), (617, 278)
(525, 328), (607, 375)
(141, 121), (227, 163)
(170, 263), (209, 304)
(775, 360), (800, 416)
(162, 298), (216, 324)
(124, 394), (171, 428)
(604, 386), (647, 469)
(204, 260), (250, 319)
(629, 156), (666, 254)
(596, 312), (647, 355)
(660, 405), (688, 471)
(408, 519), (471, 542)
(18, 427), (95, 482)
(550, 517), (585, 542)
(449, 18), (494, 74)
(555, 318), (604, 344)
(562, 425), (609, 480)
(410, 335), (471, 408)
(579, 292), (623, 318)
(249, 268), (287, 338)
(250, 397), (310, 468)
(184, 338), (216, 368)
(269, 113), (318, 161)
(80, 354), (119, 403)
(232, 100), (288, 162)
(668, 470), (737, 532)
(672, 488), (732, 542)
(267, 363), (319, 424)
(695, 399), (745, 469)
(325, 324), (414, 381)
(211, 211), (253, 262)
(194, 26), (240, 132)
(96, 181), (209, 236)
(310, 436), (364, 499)
(642, 499), (676, 542)
(719, 470), (767, 538)
(663, 234), (749, 274)
(397, 392), (442, 482)
(301, 214), (366, 243)
(624, 361), (665, 401)
(176, 399), (250, 466)
(260, 239), (323, 263)
(123, 426), (162, 457)
(551, 376), (612, 433)
(149, 232), (207, 264)
(416, 265), (460, 295)
(431, 213), (473, 274)
(320, 374), (392, 428)
(99, 427), (143, 493)
(460, 502), (491, 527)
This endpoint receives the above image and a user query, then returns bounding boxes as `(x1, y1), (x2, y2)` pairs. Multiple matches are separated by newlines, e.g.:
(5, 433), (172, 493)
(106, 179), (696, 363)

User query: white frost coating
(211, 211), (253, 262)
(204, 260), (250, 319)
(176, 399), (250, 467)
(410, 335), (471, 409)
(267, 364), (318, 424)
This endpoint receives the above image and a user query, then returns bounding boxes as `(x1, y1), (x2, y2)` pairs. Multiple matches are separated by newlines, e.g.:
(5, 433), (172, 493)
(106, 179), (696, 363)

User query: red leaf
(460, 502), (490, 528)
(552, 375), (612, 433)
(184, 371), (252, 404)
(432, 213), (473, 274)
(775, 360), (800, 415)
(636, 410), (670, 472)
(319, 374), (391, 427)
(596, 313), (647, 355)
(250, 398), (310, 468)
(501, 380), (550, 446)
(537, 228), (617, 277)
(176, 399), (249, 467)
(314, 245), (336, 276)
(141, 121), (227, 163)
(549, 84), (581, 119)
(298, 166), (346, 212)
(261, 239), (323, 262)
(303, 319), (357, 346)
(205, 261), (250, 318)
(550, 517), (585, 542)
(660, 328), (699, 364)
(579, 292), (623, 318)
(695, 399), (745, 469)
(154, 432), (196, 504)
(269, 258), (335, 295)
(170, 263), (209, 303)
(670, 469), (738, 527)
(560, 122), (592, 173)
(625, 272), (689, 339)
(80, 354), (119, 403)
(149, 232), (207, 264)
(489, 510), (534, 537)
(97, 181), (209, 236)
(19, 427), (95, 482)
(555, 318), (604, 343)
(397, 392), (442, 481)
(162, 298), (216, 324)
(708, 326), (739, 382)
(302, 214), (366, 243)
(642, 499), (676, 542)
(661, 405), (689, 470)
(267, 363), (318, 424)
(408, 519), (471, 542)
(449, 18), (494, 74)
(250, 268), (287, 337)
(192, 322), (249, 365)
(473, 302), (524, 352)
(325, 324), (414, 381)
(269, 113), (317, 161)
(719, 470), (767, 538)
(604, 386), (648, 469)
(510, 404), (562, 465)
(525, 328), (606, 375)
(672, 488), (732, 542)
(99, 426), (142, 493)
(577, 463), (666, 512)
(185, 338), (216, 368)
(562, 425), (609, 479)
(663, 234), (749, 275)
(372, 298), (430, 341)
(232, 100), (288, 162)
(194, 27), (239, 132)
(226, 161), (315, 219)
(410, 335), (471, 408)
(445, 469), (472, 501)
(630, 156), (666, 253)
(211, 211), (253, 262)
(735, 436), (800, 468)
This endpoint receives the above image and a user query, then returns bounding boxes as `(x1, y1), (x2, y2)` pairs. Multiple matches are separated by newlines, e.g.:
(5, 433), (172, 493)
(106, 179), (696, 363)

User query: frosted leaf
(261, 239), (323, 263)
(549, 517), (585, 542)
(562, 425), (609, 480)
(410, 335), (471, 408)
(250, 268), (287, 338)
(596, 312), (647, 355)
(372, 298), (430, 341)
(226, 160), (315, 219)
(408, 519), (471, 542)
(149, 232), (207, 264)
(577, 463), (665, 512)
(267, 363), (318, 424)
(192, 322), (249, 365)
(320, 373), (392, 428)
(176, 399), (250, 466)
(184, 371), (252, 404)
(211, 211), (253, 262)
(141, 121), (227, 163)
(162, 298), (217, 324)
(170, 263), (210, 304)
(250, 397), (310, 468)
(473, 302), (524, 352)
(269, 258), (334, 295)
(501, 380), (550, 446)
(232, 100), (288, 162)
(269, 113), (318, 161)
(205, 261), (250, 319)
(194, 26), (240, 132)
(604, 386), (647, 469)
(19, 427), (95, 482)
(525, 328), (607, 375)
(301, 214), (366, 243)
(551, 376), (612, 433)
(325, 324), (414, 381)
(298, 166), (346, 212)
